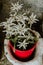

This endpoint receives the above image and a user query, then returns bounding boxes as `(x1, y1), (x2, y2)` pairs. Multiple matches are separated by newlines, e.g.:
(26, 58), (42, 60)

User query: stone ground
(0, 54), (12, 65)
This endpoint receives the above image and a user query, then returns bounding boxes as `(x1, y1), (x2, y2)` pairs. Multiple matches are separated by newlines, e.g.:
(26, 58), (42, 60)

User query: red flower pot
(8, 41), (37, 59)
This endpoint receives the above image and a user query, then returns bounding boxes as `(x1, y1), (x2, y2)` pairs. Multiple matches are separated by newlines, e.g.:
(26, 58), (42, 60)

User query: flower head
(26, 32), (34, 40)
(13, 23), (29, 36)
(16, 14), (28, 25)
(10, 2), (23, 13)
(28, 13), (38, 28)
(0, 17), (16, 38)
(17, 39), (29, 49)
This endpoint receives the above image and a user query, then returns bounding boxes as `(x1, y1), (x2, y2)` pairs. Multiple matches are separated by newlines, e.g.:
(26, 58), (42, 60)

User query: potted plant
(0, 2), (40, 61)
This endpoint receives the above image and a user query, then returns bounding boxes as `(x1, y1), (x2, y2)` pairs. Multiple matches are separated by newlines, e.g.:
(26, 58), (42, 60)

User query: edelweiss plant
(0, 2), (39, 50)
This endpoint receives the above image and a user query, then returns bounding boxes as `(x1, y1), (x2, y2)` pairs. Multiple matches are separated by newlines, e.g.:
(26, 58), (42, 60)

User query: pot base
(10, 47), (36, 62)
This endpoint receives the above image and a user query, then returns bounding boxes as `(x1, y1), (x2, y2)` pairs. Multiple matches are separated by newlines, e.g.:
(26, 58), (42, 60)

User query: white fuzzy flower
(1, 17), (15, 27)
(26, 32), (34, 40)
(17, 39), (29, 49)
(11, 2), (23, 12)
(16, 14), (28, 25)
(17, 33), (34, 49)
(28, 13), (38, 28)
(18, 32), (34, 40)
(0, 17), (16, 38)
(1, 18), (16, 30)
(3, 25), (16, 38)
(14, 23), (29, 36)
